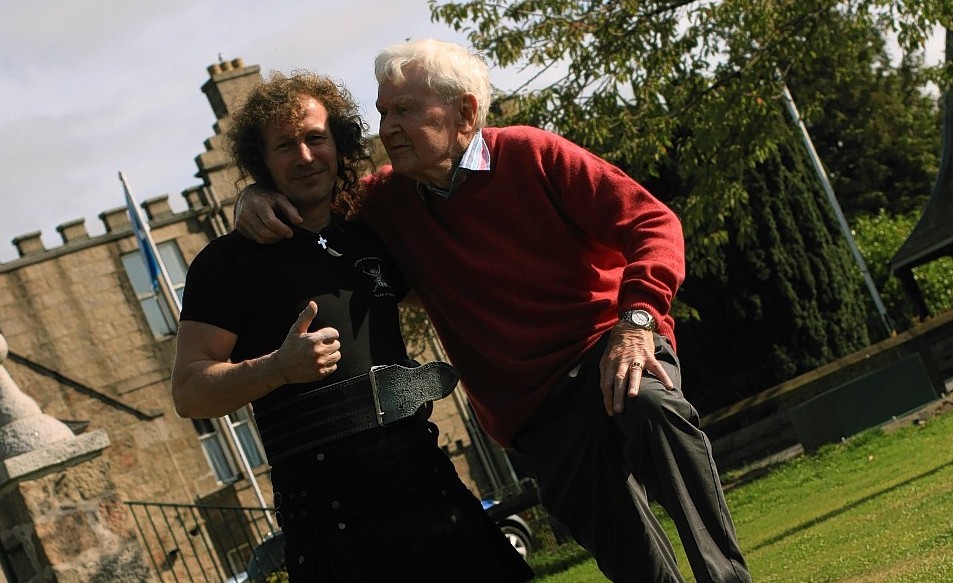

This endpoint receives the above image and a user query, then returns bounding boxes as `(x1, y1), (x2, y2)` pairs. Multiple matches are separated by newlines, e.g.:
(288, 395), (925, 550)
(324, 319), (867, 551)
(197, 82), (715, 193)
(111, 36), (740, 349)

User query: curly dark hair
(227, 71), (370, 216)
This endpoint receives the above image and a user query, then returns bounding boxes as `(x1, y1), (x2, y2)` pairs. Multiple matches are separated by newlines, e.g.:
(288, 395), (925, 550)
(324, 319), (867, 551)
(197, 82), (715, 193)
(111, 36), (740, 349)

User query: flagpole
(776, 79), (894, 337)
(119, 172), (275, 531)
(119, 172), (181, 320)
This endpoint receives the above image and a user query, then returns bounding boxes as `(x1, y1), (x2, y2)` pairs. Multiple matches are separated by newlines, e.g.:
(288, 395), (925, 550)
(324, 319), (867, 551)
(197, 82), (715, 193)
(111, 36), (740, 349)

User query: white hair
(375, 38), (491, 128)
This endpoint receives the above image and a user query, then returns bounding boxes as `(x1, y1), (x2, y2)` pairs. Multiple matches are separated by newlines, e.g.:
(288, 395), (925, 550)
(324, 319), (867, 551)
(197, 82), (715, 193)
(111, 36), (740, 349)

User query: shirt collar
(458, 128), (492, 172)
(418, 129), (491, 199)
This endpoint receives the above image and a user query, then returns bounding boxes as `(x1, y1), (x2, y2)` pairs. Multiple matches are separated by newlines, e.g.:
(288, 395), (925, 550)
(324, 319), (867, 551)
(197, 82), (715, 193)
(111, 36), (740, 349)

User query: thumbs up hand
(273, 301), (341, 384)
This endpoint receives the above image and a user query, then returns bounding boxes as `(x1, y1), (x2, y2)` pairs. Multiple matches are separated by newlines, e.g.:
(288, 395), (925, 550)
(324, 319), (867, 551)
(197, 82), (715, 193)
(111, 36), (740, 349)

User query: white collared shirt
(418, 129), (492, 199)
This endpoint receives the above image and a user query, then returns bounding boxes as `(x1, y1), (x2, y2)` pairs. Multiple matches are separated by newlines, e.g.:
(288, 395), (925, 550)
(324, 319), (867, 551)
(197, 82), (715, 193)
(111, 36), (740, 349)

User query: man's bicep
(174, 320), (238, 374)
(172, 320), (244, 417)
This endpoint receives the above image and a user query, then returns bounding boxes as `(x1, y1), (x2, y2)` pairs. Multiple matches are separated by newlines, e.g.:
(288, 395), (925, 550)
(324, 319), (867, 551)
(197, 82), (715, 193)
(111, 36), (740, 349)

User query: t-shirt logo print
(354, 257), (395, 297)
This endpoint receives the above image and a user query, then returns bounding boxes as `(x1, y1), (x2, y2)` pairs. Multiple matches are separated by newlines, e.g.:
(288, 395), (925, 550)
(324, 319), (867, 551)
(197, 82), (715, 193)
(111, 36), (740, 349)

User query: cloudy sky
(0, 0), (500, 262)
(0, 3), (945, 263)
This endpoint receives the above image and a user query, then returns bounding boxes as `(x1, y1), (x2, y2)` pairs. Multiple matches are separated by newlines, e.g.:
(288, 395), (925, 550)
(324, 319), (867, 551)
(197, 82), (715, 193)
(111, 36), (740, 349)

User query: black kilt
(271, 420), (534, 582)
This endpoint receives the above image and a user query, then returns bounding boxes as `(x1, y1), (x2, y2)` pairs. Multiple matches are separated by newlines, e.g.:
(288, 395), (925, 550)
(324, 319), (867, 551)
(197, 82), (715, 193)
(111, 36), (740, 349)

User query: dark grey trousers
(511, 333), (751, 583)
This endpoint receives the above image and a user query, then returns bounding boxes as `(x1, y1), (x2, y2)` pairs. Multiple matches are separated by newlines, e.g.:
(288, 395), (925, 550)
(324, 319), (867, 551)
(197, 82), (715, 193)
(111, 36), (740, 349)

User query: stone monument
(0, 332), (152, 582)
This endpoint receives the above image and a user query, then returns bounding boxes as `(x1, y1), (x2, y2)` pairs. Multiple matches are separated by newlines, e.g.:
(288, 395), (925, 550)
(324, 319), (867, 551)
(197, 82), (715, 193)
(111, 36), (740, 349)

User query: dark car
(481, 498), (534, 560)
(244, 531), (285, 582)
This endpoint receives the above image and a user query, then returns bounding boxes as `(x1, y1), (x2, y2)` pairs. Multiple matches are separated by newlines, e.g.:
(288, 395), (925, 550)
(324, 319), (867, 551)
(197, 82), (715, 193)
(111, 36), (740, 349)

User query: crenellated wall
(2, 193), (215, 268)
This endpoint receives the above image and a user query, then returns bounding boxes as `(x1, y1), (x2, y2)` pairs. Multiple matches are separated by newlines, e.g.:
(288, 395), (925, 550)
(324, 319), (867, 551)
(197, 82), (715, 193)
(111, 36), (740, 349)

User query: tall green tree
(432, 0), (950, 268)
(674, 136), (870, 411)
(430, 0), (951, 408)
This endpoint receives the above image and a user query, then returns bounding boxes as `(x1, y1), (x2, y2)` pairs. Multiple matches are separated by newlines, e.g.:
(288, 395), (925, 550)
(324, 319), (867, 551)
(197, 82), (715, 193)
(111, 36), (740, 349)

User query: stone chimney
(201, 56), (261, 121)
(195, 57), (260, 198)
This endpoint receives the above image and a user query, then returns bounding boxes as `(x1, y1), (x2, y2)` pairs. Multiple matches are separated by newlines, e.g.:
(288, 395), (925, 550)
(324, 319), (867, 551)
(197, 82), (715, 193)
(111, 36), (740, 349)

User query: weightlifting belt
(257, 361), (459, 463)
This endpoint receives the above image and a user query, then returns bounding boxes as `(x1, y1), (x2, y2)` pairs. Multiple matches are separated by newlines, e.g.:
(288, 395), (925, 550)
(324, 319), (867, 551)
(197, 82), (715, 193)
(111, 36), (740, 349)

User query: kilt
(271, 420), (534, 582)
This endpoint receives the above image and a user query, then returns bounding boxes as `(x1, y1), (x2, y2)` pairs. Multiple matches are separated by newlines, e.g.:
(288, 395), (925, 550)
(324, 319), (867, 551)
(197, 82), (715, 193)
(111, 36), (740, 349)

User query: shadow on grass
(748, 459), (953, 552)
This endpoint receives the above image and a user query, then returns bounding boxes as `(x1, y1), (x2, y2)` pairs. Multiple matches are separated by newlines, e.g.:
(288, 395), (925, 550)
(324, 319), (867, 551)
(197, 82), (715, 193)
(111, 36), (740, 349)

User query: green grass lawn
(532, 405), (953, 582)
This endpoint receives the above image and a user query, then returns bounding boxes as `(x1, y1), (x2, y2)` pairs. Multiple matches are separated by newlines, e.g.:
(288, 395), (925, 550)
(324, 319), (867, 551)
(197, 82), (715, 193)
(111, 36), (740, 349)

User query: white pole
(222, 414), (277, 532)
(777, 80), (894, 337)
(198, 183), (276, 531)
(426, 331), (520, 490)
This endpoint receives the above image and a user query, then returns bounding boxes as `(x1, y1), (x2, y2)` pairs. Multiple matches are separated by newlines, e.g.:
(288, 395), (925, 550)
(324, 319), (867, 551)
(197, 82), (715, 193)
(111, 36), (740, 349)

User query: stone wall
(2, 455), (151, 583)
(0, 201), (229, 508)
(1, 329), (152, 582)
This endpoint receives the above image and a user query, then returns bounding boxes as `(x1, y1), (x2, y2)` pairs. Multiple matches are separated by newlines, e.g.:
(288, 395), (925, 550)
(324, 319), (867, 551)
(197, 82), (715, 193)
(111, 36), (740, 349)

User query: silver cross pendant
(317, 235), (343, 257)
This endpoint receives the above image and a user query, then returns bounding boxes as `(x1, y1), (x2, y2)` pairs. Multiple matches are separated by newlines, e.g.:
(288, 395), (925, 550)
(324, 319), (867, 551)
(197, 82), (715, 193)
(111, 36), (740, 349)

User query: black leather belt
(257, 361), (459, 463)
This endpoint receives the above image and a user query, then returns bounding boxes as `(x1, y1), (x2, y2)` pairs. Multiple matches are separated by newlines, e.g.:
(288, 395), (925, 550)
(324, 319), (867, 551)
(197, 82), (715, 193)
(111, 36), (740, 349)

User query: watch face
(631, 311), (651, 326)
(622, 309), (655, 330)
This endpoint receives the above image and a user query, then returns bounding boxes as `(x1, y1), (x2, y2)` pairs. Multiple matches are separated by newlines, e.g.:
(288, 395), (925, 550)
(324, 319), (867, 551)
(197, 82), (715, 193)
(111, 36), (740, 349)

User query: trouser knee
(620, 381), (690, 427)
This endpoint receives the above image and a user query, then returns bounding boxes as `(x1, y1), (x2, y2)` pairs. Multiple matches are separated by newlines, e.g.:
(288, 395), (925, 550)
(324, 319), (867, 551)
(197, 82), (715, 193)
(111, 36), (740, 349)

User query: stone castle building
(0, 57), (517, 581)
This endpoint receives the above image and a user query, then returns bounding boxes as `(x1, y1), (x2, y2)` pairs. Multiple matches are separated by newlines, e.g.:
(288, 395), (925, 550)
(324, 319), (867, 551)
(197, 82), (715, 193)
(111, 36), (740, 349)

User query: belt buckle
(368, 365), (388, 426)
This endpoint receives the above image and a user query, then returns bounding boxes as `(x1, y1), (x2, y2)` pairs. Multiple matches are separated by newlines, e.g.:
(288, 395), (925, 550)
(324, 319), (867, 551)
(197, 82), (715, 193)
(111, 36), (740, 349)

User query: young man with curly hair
(172, 71), (533, 582)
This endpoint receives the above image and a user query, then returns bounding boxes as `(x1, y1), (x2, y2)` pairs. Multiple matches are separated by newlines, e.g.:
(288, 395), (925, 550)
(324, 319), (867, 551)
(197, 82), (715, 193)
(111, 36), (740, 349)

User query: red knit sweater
(362, 126), (685, 446)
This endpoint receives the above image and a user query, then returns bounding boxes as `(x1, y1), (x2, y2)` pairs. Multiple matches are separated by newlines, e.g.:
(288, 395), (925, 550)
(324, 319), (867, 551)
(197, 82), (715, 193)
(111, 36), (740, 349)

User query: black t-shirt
(181, 221), (535, 583)
(180, 219), (412, 457)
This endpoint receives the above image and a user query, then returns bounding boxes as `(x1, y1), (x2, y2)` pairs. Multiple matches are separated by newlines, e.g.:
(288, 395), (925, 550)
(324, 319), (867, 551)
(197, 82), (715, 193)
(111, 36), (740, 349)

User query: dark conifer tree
(673, 137), (870, 412)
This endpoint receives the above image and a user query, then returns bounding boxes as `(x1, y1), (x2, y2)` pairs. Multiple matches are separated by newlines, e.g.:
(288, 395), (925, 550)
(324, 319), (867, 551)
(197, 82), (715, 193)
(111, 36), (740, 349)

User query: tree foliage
(674, 133), (871, 411)
(431, 0), (951, 267)
(784, 24), (942, 218)
(852, 210), (953, 327)
(399, 304), (440, 360)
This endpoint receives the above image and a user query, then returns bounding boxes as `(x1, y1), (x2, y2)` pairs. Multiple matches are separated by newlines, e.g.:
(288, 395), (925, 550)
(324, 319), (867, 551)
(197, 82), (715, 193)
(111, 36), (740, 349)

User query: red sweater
(362, 126), (685, 446)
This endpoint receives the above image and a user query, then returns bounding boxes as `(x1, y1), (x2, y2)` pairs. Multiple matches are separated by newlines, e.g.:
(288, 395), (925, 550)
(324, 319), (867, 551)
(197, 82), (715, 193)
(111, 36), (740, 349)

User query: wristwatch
(619, 309), (656, 331)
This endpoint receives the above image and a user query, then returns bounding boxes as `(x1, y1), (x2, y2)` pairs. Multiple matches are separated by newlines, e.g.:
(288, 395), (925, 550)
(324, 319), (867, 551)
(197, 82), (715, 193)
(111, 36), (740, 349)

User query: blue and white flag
(122, 175), (161, 293)
(119, 172), (181, 313)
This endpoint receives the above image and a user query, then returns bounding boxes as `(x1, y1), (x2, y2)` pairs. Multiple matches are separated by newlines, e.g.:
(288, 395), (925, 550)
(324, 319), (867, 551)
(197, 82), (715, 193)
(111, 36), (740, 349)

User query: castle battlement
(0, 187), (226, 271)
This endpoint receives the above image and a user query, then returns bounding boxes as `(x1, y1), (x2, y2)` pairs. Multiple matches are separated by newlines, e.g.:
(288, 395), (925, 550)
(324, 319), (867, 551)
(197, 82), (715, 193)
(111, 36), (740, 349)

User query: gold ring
(632, 362), (644, 369)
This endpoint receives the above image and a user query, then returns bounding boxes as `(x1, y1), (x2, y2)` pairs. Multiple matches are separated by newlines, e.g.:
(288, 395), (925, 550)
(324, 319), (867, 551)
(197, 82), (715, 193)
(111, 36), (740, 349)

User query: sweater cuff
(617, 297), (665, 324)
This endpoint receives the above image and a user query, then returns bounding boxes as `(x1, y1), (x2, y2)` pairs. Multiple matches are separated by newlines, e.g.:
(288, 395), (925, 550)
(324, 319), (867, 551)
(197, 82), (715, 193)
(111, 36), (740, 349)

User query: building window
(121, 240), (187, 337)
(193, 418), (238, 483)
(228, 408), (266, 468)
(193, 418), (237, 483)
(192, 410), (267, 484)
(225, 544), (252, 578)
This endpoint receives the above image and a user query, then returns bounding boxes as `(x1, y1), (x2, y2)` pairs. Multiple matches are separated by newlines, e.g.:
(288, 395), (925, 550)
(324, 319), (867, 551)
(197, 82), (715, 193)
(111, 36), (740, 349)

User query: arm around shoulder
(234, 183), (303, 243)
